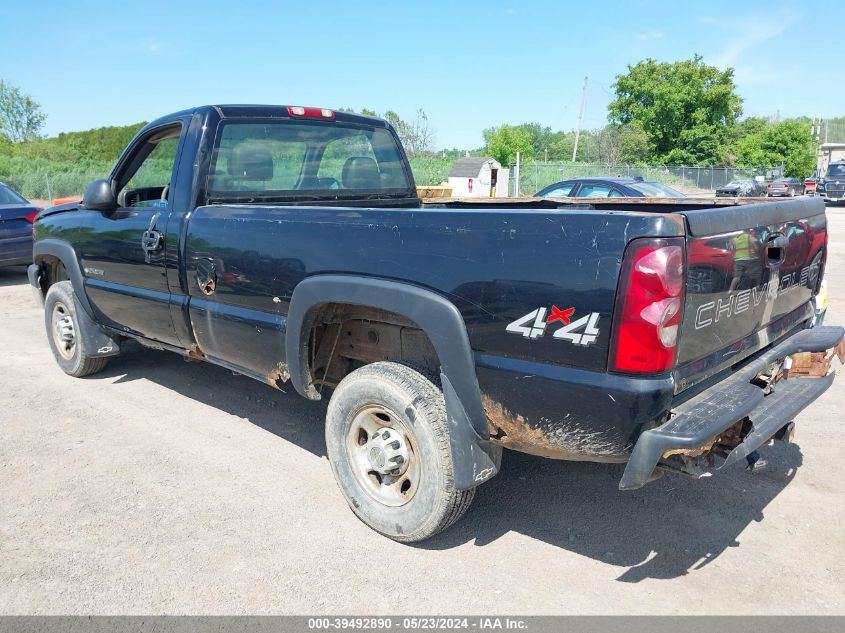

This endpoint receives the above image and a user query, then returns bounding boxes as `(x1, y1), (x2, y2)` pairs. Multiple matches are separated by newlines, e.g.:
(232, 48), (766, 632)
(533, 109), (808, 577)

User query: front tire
(325, 362), (474, 542)
(43, 281), (109, 377)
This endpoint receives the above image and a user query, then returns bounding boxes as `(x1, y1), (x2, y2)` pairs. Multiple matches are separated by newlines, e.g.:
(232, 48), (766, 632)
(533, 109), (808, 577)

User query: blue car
(535, 177), (685, 198)
(0, 183), (40, 267)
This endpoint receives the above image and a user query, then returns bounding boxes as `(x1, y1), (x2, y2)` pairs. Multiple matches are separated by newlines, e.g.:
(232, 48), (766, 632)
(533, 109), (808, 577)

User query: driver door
(81, 122), (185, 347)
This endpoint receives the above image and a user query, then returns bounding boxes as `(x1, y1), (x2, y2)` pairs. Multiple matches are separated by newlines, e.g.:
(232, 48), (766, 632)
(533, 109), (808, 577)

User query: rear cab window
(207, 119), (413, 203)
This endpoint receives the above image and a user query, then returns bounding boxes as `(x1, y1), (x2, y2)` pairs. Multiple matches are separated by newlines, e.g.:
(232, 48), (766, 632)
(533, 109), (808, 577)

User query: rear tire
(43, 281), (109, 378)
(325, 361), (474, 542)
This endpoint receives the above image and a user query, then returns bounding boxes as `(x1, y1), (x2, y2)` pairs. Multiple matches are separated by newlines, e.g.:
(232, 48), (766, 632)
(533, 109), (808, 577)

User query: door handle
(141, 212), (164, 262)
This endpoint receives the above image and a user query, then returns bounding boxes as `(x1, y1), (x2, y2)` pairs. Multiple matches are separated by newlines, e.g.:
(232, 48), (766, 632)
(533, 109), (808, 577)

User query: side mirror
(82, 179), (117, 211)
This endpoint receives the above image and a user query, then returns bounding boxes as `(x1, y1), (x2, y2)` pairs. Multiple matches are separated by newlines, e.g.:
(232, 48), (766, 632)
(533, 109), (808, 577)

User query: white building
(447, 157), (509, 198)
(818, 143), (845, 175)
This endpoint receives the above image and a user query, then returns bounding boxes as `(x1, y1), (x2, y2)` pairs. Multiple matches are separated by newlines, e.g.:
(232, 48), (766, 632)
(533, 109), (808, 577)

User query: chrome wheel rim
(51, 302), (76, 360)
(345, 404), (420, 507)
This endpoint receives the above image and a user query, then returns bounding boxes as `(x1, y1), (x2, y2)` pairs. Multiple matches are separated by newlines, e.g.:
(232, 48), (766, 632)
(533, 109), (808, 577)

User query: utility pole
(572, 76), (588, 163)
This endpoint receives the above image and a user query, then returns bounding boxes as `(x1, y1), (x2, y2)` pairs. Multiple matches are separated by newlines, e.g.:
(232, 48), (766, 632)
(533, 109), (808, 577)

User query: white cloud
(637, 31), (664, 41)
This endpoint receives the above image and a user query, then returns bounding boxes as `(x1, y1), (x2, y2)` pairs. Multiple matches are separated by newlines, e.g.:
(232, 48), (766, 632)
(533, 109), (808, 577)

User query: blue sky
(1, 0), (838, 149)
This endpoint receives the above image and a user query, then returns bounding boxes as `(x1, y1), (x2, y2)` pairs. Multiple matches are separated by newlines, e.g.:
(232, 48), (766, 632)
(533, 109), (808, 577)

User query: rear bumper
(619, 325), (845, 490)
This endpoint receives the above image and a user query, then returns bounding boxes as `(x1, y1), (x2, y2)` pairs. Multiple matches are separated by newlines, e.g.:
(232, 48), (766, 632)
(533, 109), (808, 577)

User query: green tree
(485, 124), (534, 166)
(608, 55), (743, 164)
(735, 119), (816, 177)
(619, 126), (650, 164)
(381, 110), (434, 155)
(0, 80), (46, 142)
(546, 130), (574, 160)
(587, 124), (650, 165)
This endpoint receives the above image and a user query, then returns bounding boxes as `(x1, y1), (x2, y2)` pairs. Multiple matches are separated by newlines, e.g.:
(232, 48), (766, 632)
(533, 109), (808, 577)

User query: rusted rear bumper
(620, 325), (845, 490)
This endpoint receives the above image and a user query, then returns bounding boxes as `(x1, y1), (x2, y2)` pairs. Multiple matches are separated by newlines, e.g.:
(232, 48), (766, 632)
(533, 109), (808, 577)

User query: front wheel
(325, 362), (474, 542)
(43, 281), (109, 377)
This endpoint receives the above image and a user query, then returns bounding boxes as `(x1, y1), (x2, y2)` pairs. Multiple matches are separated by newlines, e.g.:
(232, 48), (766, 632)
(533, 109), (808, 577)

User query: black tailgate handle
(765, 233), (788, 268)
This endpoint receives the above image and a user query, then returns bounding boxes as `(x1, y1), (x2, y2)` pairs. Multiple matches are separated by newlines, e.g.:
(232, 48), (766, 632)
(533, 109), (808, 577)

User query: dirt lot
(1, 211), (844, 615)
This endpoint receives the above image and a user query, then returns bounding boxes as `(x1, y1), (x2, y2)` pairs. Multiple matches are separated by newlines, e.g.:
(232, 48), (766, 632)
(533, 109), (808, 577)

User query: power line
(572, 76), (588, 162)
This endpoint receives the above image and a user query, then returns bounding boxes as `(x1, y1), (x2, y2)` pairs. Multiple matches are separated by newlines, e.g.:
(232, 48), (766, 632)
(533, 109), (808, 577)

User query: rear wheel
(325, 362), (474, 542)
(43, 281), (109, 377)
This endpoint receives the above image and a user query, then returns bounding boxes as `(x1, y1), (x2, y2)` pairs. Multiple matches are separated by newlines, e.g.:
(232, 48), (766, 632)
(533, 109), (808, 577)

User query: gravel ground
(0, 210), (843, 615)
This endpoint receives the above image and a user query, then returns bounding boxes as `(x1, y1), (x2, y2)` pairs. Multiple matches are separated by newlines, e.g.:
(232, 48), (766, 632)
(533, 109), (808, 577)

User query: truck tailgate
(674, 198), (826, 392)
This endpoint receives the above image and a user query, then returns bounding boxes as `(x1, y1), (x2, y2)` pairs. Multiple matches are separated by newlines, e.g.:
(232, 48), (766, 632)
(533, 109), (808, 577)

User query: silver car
(766, 177), (805, 197)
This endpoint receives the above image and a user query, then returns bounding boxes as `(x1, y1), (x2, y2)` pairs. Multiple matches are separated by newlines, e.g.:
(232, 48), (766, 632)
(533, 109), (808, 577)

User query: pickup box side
(183, 205), (684, 466)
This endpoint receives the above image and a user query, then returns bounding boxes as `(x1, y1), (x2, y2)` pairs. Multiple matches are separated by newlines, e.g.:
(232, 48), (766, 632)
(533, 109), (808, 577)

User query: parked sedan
(0, 183), (40, 267)
(766, 177), (805, 197)
(535, 177), (685, 198)
(715, 179), (765, 197)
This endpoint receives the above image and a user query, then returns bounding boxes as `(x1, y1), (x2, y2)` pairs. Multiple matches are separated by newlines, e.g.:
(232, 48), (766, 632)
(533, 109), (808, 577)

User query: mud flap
(441, 373), (501, 490)
(27, 264), (44, 308)
(72, 294), (121, 358)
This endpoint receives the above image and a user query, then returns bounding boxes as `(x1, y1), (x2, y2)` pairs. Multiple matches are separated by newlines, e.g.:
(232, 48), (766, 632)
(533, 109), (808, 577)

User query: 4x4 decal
(506, 305), (601, 346)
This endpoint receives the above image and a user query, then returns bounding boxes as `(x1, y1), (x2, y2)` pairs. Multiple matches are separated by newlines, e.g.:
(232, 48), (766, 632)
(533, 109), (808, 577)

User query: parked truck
(29, 105), (843, 542)
(815, 160), (845, 203)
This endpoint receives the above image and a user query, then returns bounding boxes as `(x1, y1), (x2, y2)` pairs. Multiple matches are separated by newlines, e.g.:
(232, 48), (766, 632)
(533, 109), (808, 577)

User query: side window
(609, 188), (625, 198)
(578, 184), (612, 198)
(118, 128), (182, 208)
(540, 184), (574, 197)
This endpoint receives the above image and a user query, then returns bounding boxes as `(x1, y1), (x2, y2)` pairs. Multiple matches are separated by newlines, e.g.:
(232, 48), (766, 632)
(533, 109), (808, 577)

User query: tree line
(483, 56), (818, 177)
(0, 56), (827, 191)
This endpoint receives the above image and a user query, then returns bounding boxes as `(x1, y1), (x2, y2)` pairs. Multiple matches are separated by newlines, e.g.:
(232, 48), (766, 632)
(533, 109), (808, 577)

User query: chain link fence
(508, 162), (769, 197)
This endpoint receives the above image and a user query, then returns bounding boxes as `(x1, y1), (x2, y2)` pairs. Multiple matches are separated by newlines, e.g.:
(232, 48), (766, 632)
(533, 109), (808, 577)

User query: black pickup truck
(29, 105), (843, 542)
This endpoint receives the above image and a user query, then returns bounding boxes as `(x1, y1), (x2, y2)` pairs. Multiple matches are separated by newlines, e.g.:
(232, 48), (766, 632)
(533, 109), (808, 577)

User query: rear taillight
(24, 210), (39, 224)
(767, 184), (772, 188)
(610, 237), (685, 373)
(286, 106), (335, 119)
